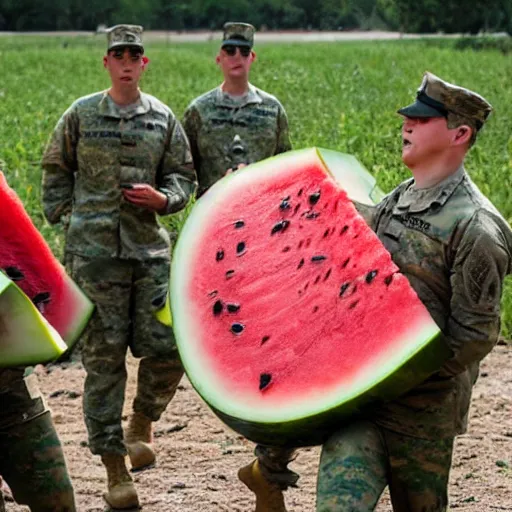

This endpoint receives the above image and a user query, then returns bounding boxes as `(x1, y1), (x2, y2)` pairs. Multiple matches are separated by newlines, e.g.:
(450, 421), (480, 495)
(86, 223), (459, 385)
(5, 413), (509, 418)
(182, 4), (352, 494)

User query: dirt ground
(4, 342), (512, 512)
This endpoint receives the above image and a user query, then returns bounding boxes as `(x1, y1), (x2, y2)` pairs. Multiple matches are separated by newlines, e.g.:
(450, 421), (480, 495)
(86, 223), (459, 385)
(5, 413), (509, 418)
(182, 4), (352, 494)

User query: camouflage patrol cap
(106, 24), (144, 52)
(222, 22), (255, 48)
(398, 72), (492, 129)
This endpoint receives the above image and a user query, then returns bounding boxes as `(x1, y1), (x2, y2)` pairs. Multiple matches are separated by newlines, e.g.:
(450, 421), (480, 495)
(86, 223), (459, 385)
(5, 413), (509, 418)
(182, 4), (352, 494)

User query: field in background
(0, 36), (511, 336)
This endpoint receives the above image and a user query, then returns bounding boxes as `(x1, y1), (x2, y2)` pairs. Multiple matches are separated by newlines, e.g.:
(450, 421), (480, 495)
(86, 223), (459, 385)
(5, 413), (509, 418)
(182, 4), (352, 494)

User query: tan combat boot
(238, 459), (287, 512)
(101, 453), (139, 510)
(125, 412), (156, 470)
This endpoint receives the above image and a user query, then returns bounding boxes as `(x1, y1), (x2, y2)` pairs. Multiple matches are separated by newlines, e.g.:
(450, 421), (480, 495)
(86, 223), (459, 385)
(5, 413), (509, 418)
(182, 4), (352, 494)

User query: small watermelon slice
(0, 172), (94, 349)
(0, 272), (68, 367)
(171, 148), (448, 446)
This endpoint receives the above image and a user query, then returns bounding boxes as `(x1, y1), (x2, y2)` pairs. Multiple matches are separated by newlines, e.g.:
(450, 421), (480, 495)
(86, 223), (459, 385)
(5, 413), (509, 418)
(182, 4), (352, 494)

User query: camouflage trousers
(68, 255), (184, 456)
(255, 445), (299, 489)
(0, 369), (75, 511)
(316, 420), (454, 512)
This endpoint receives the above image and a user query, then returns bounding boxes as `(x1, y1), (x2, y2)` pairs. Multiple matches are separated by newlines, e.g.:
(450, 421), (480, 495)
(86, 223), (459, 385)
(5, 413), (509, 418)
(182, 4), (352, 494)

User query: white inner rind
(171, 148), (440, 423)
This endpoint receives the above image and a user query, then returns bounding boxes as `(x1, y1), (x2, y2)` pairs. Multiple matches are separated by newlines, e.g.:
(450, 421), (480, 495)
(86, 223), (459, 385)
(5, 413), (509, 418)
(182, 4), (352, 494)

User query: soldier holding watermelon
(183, 21), (297, 512)
(41, 25), (196, 509)
(316, 73), (512, 511)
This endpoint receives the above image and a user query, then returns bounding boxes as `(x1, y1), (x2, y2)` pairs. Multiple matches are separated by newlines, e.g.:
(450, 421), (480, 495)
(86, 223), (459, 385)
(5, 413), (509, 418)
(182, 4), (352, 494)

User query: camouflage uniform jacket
(42, 91), (196, 261)
(359, 166), (512, 439)
(182, 84), (292, 196)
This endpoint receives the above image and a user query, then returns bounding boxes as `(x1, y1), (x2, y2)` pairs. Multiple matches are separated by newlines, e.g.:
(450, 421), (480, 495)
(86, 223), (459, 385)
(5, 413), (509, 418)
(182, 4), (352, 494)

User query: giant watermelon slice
(0, 272), (68, 367)
(171, 148), (449, 446)
(0, 172), (94, 354)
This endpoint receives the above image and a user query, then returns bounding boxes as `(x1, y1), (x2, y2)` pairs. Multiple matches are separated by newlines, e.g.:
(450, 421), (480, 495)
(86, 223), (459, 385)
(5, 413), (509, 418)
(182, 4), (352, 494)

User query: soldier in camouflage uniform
(316, 72), (512, 511)
(41, 25), (196, 510)
(183, 22), (295, 512)
(0, 367), (75, 511)
(182, 22), (292, 198)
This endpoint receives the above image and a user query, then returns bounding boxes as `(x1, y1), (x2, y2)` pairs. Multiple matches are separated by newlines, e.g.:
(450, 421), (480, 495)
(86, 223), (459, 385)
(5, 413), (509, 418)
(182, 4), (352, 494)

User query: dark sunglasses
(111, 47), (143, 61)
(223, 45), (251, 58)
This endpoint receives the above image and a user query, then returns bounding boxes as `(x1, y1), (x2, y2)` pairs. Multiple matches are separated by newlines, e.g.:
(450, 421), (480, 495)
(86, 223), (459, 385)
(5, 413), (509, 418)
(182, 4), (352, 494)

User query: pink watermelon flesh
(171, 148), (445, 446)
(0, 173), (94, 348)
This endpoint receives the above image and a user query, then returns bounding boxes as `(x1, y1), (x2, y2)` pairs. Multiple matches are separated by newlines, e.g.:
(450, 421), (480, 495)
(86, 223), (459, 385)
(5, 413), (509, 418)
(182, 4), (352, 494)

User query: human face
(401, 116), (453, 170)
(103, 47), (146, 90)
(216, 45), (255, 81)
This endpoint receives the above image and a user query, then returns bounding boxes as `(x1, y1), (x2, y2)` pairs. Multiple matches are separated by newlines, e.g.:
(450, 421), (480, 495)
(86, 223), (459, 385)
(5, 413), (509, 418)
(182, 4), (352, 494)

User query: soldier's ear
(103, 55), (108, 68)
(453, 124), (472, 146)
(250, 51), (256, 63)
(142, 56), (149, 69)
(215, 54), (221, 65)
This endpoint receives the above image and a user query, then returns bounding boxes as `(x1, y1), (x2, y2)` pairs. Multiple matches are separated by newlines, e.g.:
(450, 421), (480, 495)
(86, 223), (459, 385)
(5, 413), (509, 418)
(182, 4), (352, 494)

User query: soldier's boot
(125, 412), (156, 470)
(238, 460), (287, 512)
(101, 453), (139, 510)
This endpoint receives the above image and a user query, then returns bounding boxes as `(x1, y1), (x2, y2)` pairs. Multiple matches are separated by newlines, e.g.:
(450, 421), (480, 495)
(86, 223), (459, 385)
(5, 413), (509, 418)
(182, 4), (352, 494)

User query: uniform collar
(215, 83), (262, 108)
(396, 165), (466, 213)
(98, 91), (151, 119)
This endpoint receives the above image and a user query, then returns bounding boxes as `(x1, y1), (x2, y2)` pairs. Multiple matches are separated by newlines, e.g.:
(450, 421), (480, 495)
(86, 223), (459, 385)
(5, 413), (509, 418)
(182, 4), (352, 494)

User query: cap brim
(108, 42), (144, 52)
(397, 99), (445, 118)
(222, 39), (252, 48)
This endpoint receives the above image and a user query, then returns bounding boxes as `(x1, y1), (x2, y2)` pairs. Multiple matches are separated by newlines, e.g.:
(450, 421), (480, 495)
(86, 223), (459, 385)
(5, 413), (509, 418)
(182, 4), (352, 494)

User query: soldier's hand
(225, 163), (247, 175)
(122, 184), (168, 213)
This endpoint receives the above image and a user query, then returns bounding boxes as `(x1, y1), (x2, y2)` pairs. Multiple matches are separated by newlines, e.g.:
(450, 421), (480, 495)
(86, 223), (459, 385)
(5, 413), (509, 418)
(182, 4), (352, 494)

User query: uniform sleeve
(41, 107), (78, 224)
(439, 211), (511, 376)
(275, 104), (292, 155)
(157, 115), (197, 215)
(181, 105), (203, 186)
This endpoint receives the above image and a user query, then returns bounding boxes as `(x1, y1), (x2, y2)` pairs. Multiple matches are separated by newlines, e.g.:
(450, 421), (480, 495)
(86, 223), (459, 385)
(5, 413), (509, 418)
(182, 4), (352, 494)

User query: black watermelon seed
(216, 250), (224, 262)
(311, 255), (327, 263)
(313, 306), (319, 313)
(231, 323), (244, 335)
(349, 299), (360, 310)
(271, 220), (290, 235)
(305, 211), (320, 220)
(282, 246), (291, 253)
(384, 275), (394, 286)
(323, 228), (330, 238)
(33, 292), (51, 309)
(309, 191), (321, 205)
(213, 300), (223, 316)
(226, 270), (235, 279)
(236, 242), (246, 255)
(227, 303), (240, 313)
(342, 258), (351, 269)
(4, 266), (24, 281)
(324, 268), (332, 281)
(151, 294), (167, 308)
(298, 188), (303, 197)
(314, 275), (321, 284)
(297, 258), (305, 269)
(340, 225), (349, 235)
(339, 283), (350, 297)
(279, 200), (291, 211)
(261, 335), (270, 345)
(208, 290), (218, 298)
(259, 373), (272, 390)
(365, 270), (379, 284)
(234, 220), (245, 229)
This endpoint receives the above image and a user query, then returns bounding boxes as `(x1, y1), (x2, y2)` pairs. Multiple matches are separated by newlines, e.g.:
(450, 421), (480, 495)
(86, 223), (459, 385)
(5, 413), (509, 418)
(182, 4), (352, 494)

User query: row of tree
(1, 0), (512, 34)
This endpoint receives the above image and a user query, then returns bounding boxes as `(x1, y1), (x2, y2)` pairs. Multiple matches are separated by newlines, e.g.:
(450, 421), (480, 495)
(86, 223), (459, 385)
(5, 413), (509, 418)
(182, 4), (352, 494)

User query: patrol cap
(398, 72), (492, 129)
(222, 22), (255, 48)
(106, 24), (144, 52)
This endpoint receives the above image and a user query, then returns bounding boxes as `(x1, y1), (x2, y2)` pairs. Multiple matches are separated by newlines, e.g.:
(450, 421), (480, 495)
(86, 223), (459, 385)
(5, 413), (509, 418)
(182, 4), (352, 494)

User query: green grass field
(1, 35), (511, 336)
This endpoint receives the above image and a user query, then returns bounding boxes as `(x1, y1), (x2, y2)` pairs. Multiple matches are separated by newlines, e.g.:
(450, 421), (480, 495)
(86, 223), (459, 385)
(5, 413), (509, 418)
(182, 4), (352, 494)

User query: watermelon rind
(0, 273), (68, 367)
(170, 148), (447, 446)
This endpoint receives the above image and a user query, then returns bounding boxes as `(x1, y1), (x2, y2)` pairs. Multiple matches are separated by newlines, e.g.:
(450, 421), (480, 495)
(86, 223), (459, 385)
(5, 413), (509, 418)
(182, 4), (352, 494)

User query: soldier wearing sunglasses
(41, 24), (196, 510)
(183, 21), (295, 512)
(182, 22), (292, 199)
